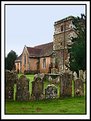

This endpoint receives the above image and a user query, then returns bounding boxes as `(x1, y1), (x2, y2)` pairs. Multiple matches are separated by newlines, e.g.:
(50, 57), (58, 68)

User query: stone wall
(53, 16), (77, 73)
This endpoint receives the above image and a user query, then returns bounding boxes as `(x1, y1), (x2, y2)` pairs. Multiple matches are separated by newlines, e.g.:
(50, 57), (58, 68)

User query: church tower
(53, 16), (76, 73)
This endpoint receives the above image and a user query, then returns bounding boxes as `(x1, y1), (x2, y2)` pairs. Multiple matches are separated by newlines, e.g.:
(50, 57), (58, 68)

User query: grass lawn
(7, 74), (86, 114)
(5, 97), (86, 114)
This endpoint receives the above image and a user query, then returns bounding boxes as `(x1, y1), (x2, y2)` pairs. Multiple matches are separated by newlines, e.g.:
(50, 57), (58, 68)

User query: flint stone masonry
(45, 84), (58, 99)
(74, 79), (84, 96)
(60, 73), (72, 97)
(16, 75), (30, 101)
(5, 70), (18, 100)
(31, 74), (44, 100)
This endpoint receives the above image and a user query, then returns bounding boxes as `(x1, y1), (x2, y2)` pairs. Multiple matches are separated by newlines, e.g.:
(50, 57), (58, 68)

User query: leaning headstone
(5, 70), (18, 101)
(16, 75), (30, 101)
(74, 79), (84, 96)
(31, 76), (44, 100)
(45, 84), (58, 99)
(60, 73), (72, 97)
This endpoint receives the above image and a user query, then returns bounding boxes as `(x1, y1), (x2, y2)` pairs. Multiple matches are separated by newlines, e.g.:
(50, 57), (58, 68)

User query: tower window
(61, 25), (64, 31)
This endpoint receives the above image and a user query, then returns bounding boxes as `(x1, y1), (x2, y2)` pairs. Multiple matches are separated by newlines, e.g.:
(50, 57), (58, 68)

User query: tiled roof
(15, 54), (22, 62)
(15, 42), (53, 61)
(27, 47), (41, 57)
(35, 42), (53, 57)
(27, 42), (53, 57)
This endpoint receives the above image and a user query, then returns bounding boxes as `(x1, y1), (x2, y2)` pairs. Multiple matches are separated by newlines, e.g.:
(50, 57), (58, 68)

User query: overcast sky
(5, 4), (85, 56)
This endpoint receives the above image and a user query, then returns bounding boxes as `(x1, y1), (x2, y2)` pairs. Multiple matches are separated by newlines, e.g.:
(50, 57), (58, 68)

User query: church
(15, 16), (77, 74)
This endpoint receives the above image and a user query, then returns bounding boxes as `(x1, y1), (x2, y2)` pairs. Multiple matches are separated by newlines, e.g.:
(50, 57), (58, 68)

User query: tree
(5, 50), (18, 70)
(68, 14), (86, 75)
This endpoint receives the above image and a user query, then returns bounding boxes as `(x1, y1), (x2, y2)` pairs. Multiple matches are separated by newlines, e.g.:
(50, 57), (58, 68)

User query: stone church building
(15, 16), (77, 74)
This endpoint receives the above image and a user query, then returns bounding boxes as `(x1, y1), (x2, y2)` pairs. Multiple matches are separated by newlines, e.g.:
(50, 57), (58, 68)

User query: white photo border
(1, 1), (90, 120)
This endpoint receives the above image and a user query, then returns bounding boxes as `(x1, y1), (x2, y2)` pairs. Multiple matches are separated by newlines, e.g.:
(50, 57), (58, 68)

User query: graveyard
(5, 15), (86, 115)
(5, 71), (86, 114)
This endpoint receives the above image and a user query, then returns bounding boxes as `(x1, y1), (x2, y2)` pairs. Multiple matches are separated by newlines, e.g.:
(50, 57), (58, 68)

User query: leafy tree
(68, 14), (86, 75)
(5, 50), (18, 70)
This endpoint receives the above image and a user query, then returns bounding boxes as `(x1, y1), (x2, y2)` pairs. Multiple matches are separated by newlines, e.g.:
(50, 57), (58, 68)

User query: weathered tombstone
(60, 73), (72, 97)
(5, 70), (18, 101)
(79, 70), (84, 81)
(52, 76), (60, 84)
(74, 79), (84, 96)
(34, 73), (45, 81)
(83, 71), (86, 82)
(16, 75), (30, 101)
(31, 75), (44, 100)
(73, 71), (78, 80)
(45, 84), (58, 99)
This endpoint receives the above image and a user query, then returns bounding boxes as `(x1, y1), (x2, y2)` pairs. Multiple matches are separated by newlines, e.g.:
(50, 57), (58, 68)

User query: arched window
(24, 55), (26, 65)
(43, 58), (46, 68)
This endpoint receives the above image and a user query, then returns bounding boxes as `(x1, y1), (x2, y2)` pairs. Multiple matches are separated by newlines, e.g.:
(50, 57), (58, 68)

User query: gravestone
(60, 73), (72, 97)
(5, 70), (18, 101)
(16, 75), (30, 101)
(79, 70), (86, 82)
(83, 71), (86, 82)
(34, 73), (45, 81)
(45, 84), (58, 99)
(74, 79), (84, 96)
(79, 70), (84, 81)
(73, 71), (78, 80)
(31, 75), (44, 100)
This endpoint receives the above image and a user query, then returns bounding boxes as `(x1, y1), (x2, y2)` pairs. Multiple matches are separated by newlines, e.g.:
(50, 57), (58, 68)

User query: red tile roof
(15, 42), (53, 60)
(27, 42), (53, 57)
(27, 47), (41, 57)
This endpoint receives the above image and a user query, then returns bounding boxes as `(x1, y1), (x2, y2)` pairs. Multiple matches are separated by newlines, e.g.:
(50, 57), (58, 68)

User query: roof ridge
(27, 46), (42, 50)
(34, 42), (53, 48)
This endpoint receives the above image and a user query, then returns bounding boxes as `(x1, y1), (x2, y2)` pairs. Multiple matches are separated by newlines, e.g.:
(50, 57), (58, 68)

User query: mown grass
(5, 96), (86, 114)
